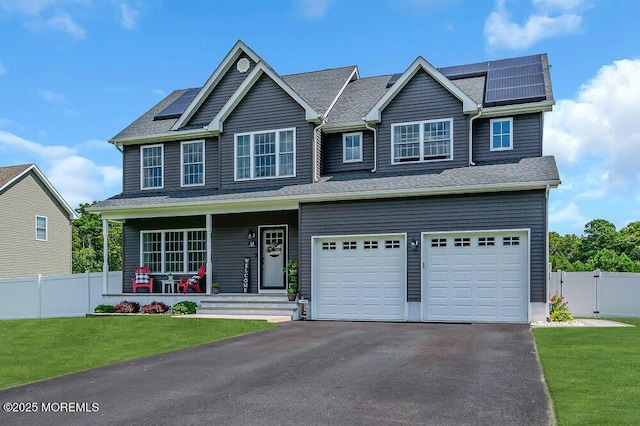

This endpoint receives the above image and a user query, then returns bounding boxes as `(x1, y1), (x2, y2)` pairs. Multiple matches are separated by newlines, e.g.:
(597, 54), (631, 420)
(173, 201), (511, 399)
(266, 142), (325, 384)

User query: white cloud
(544, 59), (640, 194)
(40, 11), (86, 39)
(484, 0), (582, 50)
(40, 89), (65, 103)
(120, 3), (138, 30)
(2, 1), (88, 39)
(295, 0), (329, 19)
(549, 201), (587, 226)
(0, 60), (5, 76)
(0, 130), (75, 158)
(0, 0), (88, 15)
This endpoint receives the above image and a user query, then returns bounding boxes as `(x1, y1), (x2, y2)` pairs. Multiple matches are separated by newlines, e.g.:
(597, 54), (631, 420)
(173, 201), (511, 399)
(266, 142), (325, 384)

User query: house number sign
(243, 257), (250, 293)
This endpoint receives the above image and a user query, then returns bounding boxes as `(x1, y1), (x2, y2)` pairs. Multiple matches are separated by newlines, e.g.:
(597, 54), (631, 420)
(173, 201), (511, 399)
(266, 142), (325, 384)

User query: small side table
(161, 280), (176, 294)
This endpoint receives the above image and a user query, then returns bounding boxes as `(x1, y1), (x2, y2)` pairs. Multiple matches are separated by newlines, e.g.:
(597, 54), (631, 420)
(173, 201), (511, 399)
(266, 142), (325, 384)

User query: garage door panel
(424, 231), (528, 323)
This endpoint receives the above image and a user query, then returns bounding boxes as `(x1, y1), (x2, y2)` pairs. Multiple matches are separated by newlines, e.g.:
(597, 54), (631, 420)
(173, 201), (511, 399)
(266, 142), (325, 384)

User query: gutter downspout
(313, 117), (326, 182)
(468, 106), (482, 166)
(364, 122), (377, 173)
(545, 184), (551, 320)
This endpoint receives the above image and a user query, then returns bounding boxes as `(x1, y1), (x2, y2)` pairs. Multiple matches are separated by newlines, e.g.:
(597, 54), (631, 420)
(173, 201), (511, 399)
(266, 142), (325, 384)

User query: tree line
(72, 203), (122, 273)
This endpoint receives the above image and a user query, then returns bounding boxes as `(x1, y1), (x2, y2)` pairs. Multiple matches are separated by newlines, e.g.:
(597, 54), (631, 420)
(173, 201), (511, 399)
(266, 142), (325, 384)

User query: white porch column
(102, 219), (109, 295)
(206, 214), (213, 294)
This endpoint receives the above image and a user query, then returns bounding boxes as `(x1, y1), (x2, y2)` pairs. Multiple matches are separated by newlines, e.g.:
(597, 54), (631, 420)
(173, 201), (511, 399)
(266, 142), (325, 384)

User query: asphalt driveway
(0, 322), (551, 425)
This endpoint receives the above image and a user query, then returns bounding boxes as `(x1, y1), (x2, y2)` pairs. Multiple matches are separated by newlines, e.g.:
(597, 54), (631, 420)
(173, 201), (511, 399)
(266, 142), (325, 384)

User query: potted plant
(212, 282), (220, 294)
(285, 260), (298, 301)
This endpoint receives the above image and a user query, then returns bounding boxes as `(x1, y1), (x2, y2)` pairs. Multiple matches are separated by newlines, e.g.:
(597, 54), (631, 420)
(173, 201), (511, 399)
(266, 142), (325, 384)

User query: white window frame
(490, 117), (513, 152)
(342, 132), (363, 163)
(140, 144), (164, 190)
(35, 215), (47, 241)
(391, 118), (454, 164)
(234, 127), (296, 181)
(180, 140), (205, 187)
(140, 229), (207, 274)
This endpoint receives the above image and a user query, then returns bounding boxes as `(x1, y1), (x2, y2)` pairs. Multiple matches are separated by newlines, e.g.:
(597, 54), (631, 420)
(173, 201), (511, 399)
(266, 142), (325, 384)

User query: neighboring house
(90, 40), (560, 323)
(0, 164), (76, 279)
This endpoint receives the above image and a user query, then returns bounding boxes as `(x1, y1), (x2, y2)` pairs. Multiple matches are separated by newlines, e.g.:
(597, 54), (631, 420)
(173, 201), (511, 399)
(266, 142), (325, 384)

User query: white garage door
(423, 231), (528, 323)
(313, 235), (406, 321)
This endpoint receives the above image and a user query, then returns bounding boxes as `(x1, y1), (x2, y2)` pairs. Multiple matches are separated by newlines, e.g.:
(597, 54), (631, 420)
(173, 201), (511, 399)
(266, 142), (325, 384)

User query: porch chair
(132, 266), (154, 293)
(178, 265), (205, 294)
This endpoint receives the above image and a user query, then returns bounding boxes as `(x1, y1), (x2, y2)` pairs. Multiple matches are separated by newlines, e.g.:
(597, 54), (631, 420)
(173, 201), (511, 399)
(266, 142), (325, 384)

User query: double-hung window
(343, 132), (363, 163)
(141, 229), (207, 273)
(181, 140), (205, 187)
(35, 216), (47, 241)
(392, 119), (453, 163)
(490, 117), (513, 151)
(141, 144), (164, 189)
(235, 128), (295, 180)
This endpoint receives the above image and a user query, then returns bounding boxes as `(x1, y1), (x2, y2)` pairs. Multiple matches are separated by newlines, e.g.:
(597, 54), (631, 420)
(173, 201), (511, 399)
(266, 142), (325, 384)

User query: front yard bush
(114, 300), (141, 314)
(142, 301), (170, 314)
(549, 292), (573, 322)
(94, 304), (115, 313)
(172, 301), (198, 315)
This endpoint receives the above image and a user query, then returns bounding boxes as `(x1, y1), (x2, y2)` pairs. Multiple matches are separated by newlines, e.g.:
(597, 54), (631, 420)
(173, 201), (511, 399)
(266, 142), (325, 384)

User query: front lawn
(0, 316), (276, 390)
(533, 318), (640, 425)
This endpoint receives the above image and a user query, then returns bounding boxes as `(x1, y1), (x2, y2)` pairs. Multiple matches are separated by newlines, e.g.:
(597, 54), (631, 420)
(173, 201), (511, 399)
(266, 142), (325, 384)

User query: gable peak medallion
(237, 58), (250, 73)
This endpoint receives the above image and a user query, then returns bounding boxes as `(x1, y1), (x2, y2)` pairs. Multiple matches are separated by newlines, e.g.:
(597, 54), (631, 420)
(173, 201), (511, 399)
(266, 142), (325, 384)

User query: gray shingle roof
(0, 164), (31, 190)
(451, 76), (486, 105)
(282, 66), (357, 115)
(326, 75), (391, 127)
(91, 156), (559, 212)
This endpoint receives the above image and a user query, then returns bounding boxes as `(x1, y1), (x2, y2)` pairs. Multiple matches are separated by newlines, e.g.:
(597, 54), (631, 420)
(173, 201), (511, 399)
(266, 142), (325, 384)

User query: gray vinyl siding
(186, 55), (256, 128)
(472, 113), (542, 164)
(322, 131), (374, 174)
(299, 190), (546, 303)
(123, 216), (206, 293)
(220, 74), (314, 189)
(0, 173), (72, 278)
(212, 210), (298, 293)
(377, 70), (469, 174)
(122, 137), (219, 194)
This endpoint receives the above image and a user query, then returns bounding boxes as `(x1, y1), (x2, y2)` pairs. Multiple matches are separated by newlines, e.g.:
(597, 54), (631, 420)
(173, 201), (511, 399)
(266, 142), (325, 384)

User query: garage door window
(454, 237), (470, 247)
(503, 236), (520, 246)
(322, 242), (336, 250)
(385, 240), (401, 249)
(478, 237), (495, 246)
(364, 241), (379, 249)
(343, 241), (357, 250)
(431, 238), (447, 247)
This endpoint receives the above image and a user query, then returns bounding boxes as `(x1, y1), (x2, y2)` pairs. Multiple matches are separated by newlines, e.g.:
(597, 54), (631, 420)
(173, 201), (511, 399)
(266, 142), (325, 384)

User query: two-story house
(90, 40), (560, 323)
(0, 164), (76, 279)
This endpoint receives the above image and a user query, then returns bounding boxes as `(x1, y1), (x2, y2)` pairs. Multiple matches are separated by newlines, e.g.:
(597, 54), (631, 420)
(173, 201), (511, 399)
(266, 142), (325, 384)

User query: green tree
(578, 219), (619, 262)
(549, 231), (581, 263)
(619, 222), (640, 261)
(72, 202), (122, 273)
(586, 248), (619, 272)
(550, 252), (572, 271)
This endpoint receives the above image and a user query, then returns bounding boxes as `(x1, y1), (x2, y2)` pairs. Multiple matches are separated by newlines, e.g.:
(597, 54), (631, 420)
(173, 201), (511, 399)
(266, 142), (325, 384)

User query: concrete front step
(202, 293), (292, 303)
(200, 301), (297, 310)
(197, 307), (298, 317)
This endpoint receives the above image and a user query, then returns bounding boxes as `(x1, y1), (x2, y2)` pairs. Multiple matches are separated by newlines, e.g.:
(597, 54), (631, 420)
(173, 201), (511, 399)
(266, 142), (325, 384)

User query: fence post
(86, 270), (91, 314)
(37, 274), (42, 319)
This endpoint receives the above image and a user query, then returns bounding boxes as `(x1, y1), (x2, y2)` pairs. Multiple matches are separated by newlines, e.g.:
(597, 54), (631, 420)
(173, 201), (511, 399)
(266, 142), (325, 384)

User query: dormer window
(141, 144), (164, 189)
(392, 119), (453, 163)
(343, 132), (363, 163)
(490, 118), (513, 151)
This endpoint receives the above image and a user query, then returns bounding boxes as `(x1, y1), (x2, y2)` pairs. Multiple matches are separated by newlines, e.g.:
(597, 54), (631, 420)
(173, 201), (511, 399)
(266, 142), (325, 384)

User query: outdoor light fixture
(410, 238), (420, 249)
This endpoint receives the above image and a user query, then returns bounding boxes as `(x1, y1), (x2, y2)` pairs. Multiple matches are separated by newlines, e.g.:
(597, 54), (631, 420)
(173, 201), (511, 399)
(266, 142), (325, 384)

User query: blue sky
(0, 0), (638, 236)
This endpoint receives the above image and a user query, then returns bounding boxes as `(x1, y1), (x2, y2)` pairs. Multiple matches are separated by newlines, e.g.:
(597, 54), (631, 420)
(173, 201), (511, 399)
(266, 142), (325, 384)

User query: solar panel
(386, 73), (403, 88)
(154, 88), (200, 120)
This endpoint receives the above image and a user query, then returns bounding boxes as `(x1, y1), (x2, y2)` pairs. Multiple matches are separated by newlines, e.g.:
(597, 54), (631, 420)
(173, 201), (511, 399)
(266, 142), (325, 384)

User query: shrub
(172, 301), (198, 315)
(94, 304), (115, 314)
(114, 300), (141, 314)
(549, 292), (574, 322)
(142, 301), (170, 314)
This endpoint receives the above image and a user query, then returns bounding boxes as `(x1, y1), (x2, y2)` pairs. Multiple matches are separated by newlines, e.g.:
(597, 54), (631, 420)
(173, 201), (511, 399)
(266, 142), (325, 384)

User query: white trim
(234, 127), (296, 181)
(391, 118), (454, 164)
(257, 224), (289, 294)
(480, 101), (554, 118)
(171, 40), (262, 130)
(342, 132), (363, 163)
(0, 165), (77, 220)
(180, 140), (205, 187)
(140, 144), (164, 190)
(110, 128), (215, 146)
(311, 232), (408, 321)
(140, 228), (207, 274)
(324, 67), (359, 117)
(490, 117), (513, 152)
(35, 215), (48, 241)
(365, 56), (479, 123)
(208, 62), (321, 132)
(420, 228), (530, 323)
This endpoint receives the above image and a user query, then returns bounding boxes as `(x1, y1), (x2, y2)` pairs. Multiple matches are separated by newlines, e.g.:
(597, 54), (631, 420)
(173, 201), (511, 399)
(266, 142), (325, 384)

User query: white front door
(259, 226), (287, 292)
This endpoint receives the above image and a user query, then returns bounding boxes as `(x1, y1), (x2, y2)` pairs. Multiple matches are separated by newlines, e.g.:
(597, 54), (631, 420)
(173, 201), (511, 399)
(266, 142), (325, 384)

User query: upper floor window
(490, 118), (513, 151)
(141, 144), (163, 189)
(392, 119), (453, 164)
(35, 216), (47, 241)
(181, 140), (205, 187)
(235, 128), (296, 181)
(343, 132), (363, 163)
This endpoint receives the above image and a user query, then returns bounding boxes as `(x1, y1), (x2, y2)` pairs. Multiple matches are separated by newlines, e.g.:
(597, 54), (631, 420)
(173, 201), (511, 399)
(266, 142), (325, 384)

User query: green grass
(0, 316), (276, 390)
(533, 318), (640, 425)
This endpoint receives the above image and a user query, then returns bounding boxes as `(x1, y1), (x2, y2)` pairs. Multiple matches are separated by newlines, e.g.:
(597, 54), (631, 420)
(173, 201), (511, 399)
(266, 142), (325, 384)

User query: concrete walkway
(531, 318), (635, 327)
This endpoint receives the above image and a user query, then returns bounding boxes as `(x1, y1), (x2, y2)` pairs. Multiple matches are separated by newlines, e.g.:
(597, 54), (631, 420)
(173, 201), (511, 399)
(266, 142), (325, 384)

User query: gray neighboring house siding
(299, 190), (547, 303)
(376, 70), (469, 174)
(219, 74), (315, 190)
(322, 131), (375, 174)
(472, 113), (542, 164)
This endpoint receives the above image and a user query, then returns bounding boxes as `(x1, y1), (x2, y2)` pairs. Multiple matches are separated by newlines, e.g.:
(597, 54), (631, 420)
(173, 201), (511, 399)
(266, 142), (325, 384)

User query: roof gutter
(109, 128), (216, 146)
(364, 121), (377, 173)
(468, 106), (482, 166)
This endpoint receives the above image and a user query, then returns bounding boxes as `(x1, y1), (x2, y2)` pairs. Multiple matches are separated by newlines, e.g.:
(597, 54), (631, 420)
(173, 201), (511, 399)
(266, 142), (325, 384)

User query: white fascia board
(323, 67), (359, 117)
(322, 122), (368, 133)
(479, 101), (555, 118)
(109, 128), (217, 146)
(365, 56), (479, 123)
(14, 165), (78, 220)
(208, 62), (321, 132)
(171, 40), (263, 130)
(90, 179), (560, 220)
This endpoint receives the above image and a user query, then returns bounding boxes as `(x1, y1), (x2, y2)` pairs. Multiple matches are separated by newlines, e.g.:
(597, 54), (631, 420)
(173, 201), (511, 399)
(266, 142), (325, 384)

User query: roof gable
(364, 57), (479, 123)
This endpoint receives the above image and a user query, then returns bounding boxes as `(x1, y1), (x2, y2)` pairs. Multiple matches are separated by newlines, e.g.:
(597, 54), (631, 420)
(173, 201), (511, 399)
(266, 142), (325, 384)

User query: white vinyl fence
(549, 271), (640, 318)
(0, 272), (122, 320)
